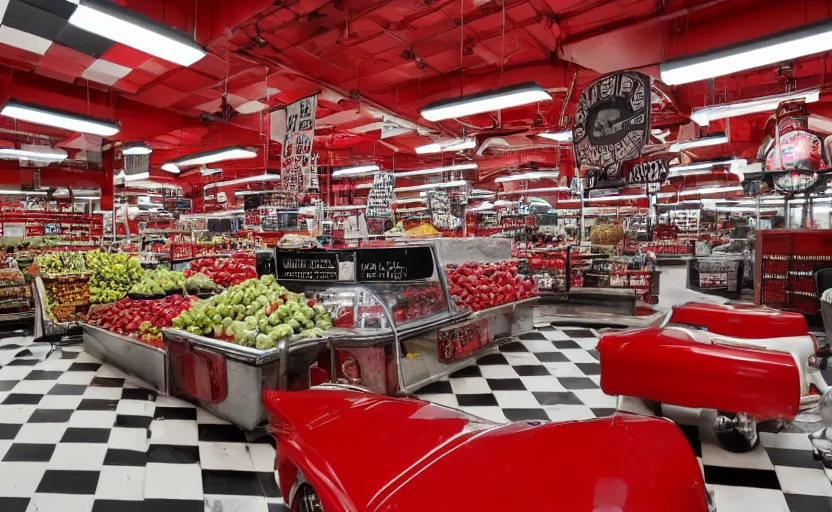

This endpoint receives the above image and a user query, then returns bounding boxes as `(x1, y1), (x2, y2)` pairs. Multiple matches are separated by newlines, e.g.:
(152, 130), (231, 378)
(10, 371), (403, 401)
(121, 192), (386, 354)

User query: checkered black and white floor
(0, 321), (830, 512)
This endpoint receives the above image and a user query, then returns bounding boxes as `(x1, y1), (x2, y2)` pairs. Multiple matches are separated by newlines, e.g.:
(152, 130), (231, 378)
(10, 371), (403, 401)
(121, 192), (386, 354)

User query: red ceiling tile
(160, 69), (218, 92)
(34, 65), (77, 85)
(138, 57), (180, 76)
(132, 84), (191, 108)
(0, 43), (41, 70)
(101, 44), (152, 69)
(168, 95), (218, 112)
(42, 44), (96, 74)
(112, 69), (157, 94)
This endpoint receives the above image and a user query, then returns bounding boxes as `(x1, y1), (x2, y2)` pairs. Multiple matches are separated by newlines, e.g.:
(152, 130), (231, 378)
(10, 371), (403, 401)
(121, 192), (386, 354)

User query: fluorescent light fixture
(0, 189), (47, 196)
(325, 205), (367, 211)
(392, 197), (425, 205)
(495, 171), (559, 183)
(355, 183), (373, 190)
(204, 173), (281, 190)
(331, 164), (380, 178)
(394, 180), (469, 193)
(170, 146), (257, 168)
(161, 163), (180, 174)
(68, 2), (206, 67)
(396, 206), (429, 214)
(538, 130), (572, 142)
(669, 134), (729, 152)
(200, 167), (222, 177)
(74, 195), (101, 200)
(690, 89), (819, 126)
(670, 159), (746, 174)
(180, 209), (244, 220)
(1, 99), (119, 137)
(122, 143), (152, 155)
(415, 139), (475, 154)
(395, 163), (477, 178)
(0, 147), (67, 162)
(497, 186), (570, 196)
(420, 82), (551, 122)
(587, 194), (648, 203)
(124, 172), (151, 182)
(659, 185), (744, 198)
(661, 19), (832, 85)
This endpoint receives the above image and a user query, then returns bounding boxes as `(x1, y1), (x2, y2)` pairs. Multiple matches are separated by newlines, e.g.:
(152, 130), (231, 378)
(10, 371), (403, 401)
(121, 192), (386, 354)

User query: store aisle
(0, 322), (829, 511)
(656, 265), (732, 309)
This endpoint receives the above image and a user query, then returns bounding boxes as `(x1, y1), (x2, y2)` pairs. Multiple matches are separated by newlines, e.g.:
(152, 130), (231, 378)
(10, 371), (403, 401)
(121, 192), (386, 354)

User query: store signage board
(281, 95), (317, 193)
(626, 157), (671, 184)
(573, 71), (651, 189)
(356, 246), (435, 282)
(277, 250), (342, 281)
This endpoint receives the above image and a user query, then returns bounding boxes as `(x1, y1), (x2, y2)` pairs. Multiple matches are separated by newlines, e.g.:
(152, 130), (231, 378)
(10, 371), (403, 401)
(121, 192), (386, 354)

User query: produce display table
(82, 324), (167, 392)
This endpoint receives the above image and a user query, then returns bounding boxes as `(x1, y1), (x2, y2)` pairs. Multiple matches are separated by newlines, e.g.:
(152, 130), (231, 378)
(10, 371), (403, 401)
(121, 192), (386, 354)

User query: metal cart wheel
(714, 411), (759, 453)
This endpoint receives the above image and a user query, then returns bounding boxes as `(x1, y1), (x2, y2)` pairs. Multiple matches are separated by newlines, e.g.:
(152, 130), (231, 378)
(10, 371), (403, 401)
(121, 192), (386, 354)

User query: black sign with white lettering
(277, 251), (340, 281)
(357, 247), (434, 282)
(627, 158), (670, 184)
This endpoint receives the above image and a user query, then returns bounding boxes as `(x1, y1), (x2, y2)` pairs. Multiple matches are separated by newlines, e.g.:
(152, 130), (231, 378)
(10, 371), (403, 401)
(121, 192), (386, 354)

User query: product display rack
(755, 229), (832, 323)
(687, 256), (744, 299)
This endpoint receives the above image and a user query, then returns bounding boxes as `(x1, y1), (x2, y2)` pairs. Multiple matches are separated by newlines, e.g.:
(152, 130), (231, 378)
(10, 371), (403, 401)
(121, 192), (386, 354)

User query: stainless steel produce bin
(162, 328), (327, 431)
(34, 276), (81, 338)
(82, 324), (168, 392)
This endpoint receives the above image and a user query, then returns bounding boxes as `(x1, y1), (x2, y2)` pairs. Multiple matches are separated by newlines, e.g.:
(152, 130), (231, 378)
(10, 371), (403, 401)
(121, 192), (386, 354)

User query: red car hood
(263, 389), (709, 512)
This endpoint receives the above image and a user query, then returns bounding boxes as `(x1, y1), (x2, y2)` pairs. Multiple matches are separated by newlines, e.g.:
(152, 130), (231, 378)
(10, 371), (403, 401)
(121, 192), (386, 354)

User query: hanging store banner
(281, 95), (317, 193)
(766, 99), (822, 172)
(366, 171), (394, 218)
(573, 71), (651, 189)
(624, 156), (671, 185)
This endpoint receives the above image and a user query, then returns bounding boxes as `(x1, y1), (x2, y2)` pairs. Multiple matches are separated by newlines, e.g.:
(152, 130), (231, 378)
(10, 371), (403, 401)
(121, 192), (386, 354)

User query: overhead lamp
(690, 89), (819, 126)
(395, 163), (477, 178)
(169, 146), (257, 168)
(669, 134), (729, 152)
(415, 139), (476, 154)
(660, 20), (832, 85)
(1, 99), (120, 137)
(497, 186), (570, 196)
(587, 194), (648, 203)
(0, 189), (47, 196)
(392, 197), (425, 205)
(394, 180), (469, 193)
(659, 185), (744, 198)
(74, 196), (101, 200)
(495, 171), (559, 183)
(0, 147), (67, 162)
(331, 164), (380, 178)
(669, 159), (746, 174)
(122, 143), (152, 156)
(203, 173), (281, 190)
(123, 172), (151, 182)
(354, 183), (373, 190)
(420, 82), (551, 122)
(161, 163), (180, 174)
(68, 1), (206, 67)
(537, 130), (573, 143)
(200, 167), (222, 177)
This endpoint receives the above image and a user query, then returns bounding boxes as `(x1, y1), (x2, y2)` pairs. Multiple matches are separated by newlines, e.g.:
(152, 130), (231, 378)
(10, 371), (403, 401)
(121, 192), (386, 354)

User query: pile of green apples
(171, 274), (333, 350)
(86, 251), (144, 304)
(130, 269), (185, 296)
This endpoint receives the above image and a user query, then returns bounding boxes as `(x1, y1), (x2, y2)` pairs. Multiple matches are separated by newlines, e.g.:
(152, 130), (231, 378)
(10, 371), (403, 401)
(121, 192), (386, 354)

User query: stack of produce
(445, 261), (539, 312)
(0, 269), (31, 313)
(86, 251), (144, 303)
(87, 295), (197, 349)
(35, 251), (86, 275)
(183, 272), (219, 295)
(172, 274), (333, 350)
(129, 269), (186, 297)
(184, 257), (257, 288)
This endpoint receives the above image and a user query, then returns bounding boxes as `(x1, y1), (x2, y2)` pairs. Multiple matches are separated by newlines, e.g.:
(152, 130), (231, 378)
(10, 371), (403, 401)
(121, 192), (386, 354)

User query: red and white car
(263, 385), (716, 512)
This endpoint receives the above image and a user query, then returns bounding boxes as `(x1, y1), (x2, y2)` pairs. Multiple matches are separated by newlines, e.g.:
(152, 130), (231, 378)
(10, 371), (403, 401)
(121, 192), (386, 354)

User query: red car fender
(598, 327), (801, 419)
(263, 388), (710, 512)
(670, 302), (808, 338)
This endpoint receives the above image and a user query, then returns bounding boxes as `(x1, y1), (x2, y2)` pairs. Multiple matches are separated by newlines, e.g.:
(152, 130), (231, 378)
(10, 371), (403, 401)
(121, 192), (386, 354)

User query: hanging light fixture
(495, 171), (559, 183)
(420, 82), (551, 122)
(68, 1), (206, 67)
(395, 163), (477, 178)
(204, 173), (281, 190)
(415, 139), (476, 154)
(161, 163), (180, 174)
(165, 146), (257, 168)
(122, 143), (152, 155)
(394, 180), (469, 193)
(0, 147), (67, 162)
(1, 99), (120, 137)
(331, 164), (380, 178)
(690, 89), (819, 126)
(660, 20), (832, 85)
(669, 134), (729, 152)
(537, 130), (572, 142)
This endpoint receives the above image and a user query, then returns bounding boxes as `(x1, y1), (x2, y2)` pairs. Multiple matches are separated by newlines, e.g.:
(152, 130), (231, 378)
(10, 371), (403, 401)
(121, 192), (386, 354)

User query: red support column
(101, 147), (114, 211)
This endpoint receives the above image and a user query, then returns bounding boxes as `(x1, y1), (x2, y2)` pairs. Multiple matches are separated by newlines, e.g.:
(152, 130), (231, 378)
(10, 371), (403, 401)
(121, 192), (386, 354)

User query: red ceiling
(0, 0), (830, 191)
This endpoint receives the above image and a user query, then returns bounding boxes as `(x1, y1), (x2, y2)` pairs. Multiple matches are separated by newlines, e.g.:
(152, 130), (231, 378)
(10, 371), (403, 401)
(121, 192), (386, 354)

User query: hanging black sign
(277, 251), (340, 281)
(626, 157), (671, 184)
(573, 71), (651, 188)
(356, 246), (435, 282)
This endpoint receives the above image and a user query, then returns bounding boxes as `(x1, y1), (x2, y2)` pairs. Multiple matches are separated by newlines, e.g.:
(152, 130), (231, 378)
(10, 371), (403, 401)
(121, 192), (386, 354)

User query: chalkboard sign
(277, 251), (340, 281)
(357, 246), (434, 282)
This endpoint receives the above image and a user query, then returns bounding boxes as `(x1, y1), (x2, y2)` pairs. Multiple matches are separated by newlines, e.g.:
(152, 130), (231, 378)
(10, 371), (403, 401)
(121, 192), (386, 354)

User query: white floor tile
(36, 395), (83, 410)
(759, 432), (813, 450)
(115, 399), (155, 417)
(560, 349), (598, 363)
(774, 466), (832, 497)
(449, 377), (491, 395)
(10, 381), (56, 394)
(0, 462), (47, 497)
(14, 422), (68, 444)
(57, 372), (96, 385)
(68, 410), (117, 428)
(710, 485), (789, 512)
(48, 443), (107, 470)
(478, 365), (519, 379)
(0, 439), (11, 459)
(700, 440), (774, 470)
(204, 494), (269, 512)
(149, 419), (198, 445)
(0, 366), (34, 380)
(573, 338), (600, 350)
(94, 466), (145, 500)
(33, 359), (74, 372)
(0, 404), (36, 423)
(517, 375), (566, 392)
(520, 340), (559, 352)
(25, 493), (94, 512)
(83, 387), (123, 399)
(107, 427), (149, 451)
(417, 393), (459, 409)
(572, 389), (618, 408)
(143, 462), (203, 499)
(492, 390), (541, 409)
(199, 442), (256, 471)
(247, 443), (276, 473)
(540, 362), (585, 377)
(502, 352), (540, 365)
(94, 365), (129, 379)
